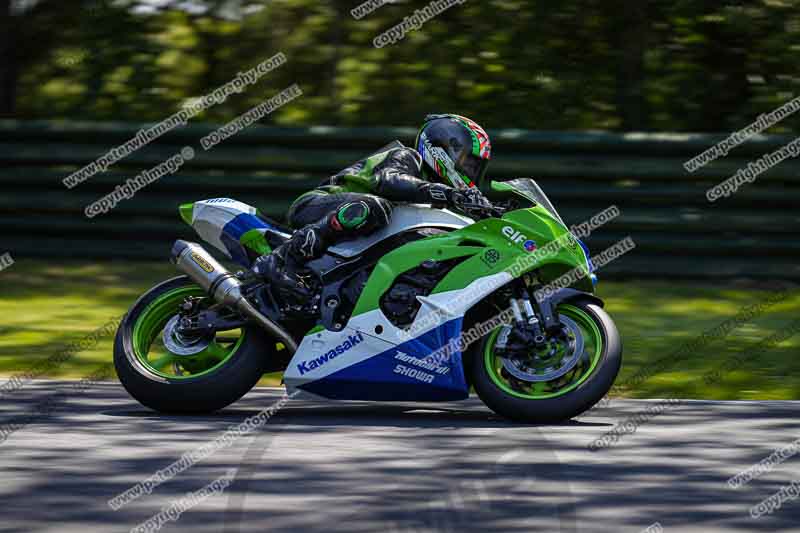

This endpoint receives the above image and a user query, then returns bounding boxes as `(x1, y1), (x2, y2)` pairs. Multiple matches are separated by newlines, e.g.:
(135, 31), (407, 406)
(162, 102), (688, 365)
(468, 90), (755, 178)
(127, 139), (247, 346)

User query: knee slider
(335, 201), (371, 230)
(335, 197), (391, 233)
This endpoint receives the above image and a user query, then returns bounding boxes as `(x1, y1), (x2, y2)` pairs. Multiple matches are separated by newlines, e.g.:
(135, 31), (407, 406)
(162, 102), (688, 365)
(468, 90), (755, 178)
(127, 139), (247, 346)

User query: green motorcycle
(114, 178), (621, 422)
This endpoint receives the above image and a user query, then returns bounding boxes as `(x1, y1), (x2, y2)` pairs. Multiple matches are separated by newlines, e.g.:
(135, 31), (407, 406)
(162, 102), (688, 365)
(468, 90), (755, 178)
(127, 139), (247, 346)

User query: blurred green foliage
(3, 0), (800, 131)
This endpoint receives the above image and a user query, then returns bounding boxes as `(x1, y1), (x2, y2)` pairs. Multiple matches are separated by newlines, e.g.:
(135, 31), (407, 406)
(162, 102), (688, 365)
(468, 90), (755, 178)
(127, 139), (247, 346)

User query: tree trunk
(0, 0), (18, 117)
(613, 1), (648, 131)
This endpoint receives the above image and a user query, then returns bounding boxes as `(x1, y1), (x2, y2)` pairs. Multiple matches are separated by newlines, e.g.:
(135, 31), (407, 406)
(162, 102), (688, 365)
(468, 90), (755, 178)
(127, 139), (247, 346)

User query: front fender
(536, 288), (604, 331)
(546, 287), (604, 308)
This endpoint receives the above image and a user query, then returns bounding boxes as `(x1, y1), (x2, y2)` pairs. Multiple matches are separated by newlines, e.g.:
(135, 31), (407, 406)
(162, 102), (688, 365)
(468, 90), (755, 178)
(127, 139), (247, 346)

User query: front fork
(495, 276), (554, 353)
(517, 274), (565, 330)
(500, 272), (601, 350)
(516, 272), (604, 330)
(508, 291), (547, 342)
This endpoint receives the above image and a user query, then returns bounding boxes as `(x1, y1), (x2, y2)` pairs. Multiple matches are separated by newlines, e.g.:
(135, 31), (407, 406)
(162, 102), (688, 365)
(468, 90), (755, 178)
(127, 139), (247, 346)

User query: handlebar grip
(460, 202), (506, 219)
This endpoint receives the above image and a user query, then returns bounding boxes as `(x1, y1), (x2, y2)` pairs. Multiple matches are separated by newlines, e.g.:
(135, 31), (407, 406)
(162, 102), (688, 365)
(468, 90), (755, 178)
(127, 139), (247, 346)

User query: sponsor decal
(205, 198), (237, 204)
(394, 351), (450, 375)
(502, 226), (528, 245)
(296, 332), (364, 375)
(420, 132), (468, 189)
(481, 248), (500, 267)
(393, 364), (435, 383)
(566, 233), (581, 251)
(523, 239), (537, 252)
(190, 252), (214, 273)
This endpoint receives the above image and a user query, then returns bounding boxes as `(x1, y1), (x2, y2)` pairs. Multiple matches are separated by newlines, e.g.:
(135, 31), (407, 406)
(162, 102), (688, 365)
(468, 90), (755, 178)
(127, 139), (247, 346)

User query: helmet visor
(458, 155), (490, 187)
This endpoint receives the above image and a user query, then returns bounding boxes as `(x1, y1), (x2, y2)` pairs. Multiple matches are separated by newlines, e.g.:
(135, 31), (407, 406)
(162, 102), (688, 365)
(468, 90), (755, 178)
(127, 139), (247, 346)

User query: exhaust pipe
(171, 240), (298, 354)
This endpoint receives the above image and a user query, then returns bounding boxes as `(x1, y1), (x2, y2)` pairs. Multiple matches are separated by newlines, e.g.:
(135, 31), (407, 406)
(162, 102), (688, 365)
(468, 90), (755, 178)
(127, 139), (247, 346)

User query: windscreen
(502, 178), (565, 225)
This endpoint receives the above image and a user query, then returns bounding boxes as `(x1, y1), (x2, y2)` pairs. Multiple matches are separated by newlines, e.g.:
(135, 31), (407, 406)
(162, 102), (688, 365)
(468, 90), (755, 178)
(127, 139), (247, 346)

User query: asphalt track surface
(1, 381), (799, 533)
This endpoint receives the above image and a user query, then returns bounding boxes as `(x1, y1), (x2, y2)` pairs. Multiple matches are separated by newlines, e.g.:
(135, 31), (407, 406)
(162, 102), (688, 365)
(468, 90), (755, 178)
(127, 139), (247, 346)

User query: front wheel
(470, 298), (621, 423)
(114, 276), (271, 414)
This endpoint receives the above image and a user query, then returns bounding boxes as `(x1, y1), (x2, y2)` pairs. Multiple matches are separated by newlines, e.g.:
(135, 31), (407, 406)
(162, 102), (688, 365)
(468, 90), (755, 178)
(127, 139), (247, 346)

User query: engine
(380, 258), (464, 328)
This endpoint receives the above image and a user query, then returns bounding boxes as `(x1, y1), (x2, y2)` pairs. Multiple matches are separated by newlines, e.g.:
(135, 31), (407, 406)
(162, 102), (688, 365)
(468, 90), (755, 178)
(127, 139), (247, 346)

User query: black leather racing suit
(282, 141), (458, 260)
(253, 141), (478, 296)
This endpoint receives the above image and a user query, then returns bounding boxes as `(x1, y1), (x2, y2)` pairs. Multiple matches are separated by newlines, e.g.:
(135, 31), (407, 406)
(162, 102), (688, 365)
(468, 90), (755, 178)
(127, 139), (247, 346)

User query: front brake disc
(500, 315), (584, 383)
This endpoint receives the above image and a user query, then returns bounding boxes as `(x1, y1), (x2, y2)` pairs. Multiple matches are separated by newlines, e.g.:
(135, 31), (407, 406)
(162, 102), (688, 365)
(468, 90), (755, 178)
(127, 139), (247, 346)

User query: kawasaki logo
(296, 332), (364, 375)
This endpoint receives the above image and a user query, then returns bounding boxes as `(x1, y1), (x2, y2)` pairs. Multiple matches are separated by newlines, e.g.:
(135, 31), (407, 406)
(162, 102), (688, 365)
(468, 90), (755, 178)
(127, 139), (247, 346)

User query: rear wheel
(471, 299), (621, 423)
(114, 276), (270, 413)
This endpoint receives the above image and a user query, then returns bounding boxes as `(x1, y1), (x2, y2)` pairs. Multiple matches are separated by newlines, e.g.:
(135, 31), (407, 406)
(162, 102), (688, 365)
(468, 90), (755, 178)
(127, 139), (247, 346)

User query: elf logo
(502, 226), (527, 244)
(503, 226), (537, 252)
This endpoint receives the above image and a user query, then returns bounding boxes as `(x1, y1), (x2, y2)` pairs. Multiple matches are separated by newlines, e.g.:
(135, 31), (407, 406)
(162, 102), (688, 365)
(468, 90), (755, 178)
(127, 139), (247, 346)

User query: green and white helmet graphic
(415, 114), (492, 190)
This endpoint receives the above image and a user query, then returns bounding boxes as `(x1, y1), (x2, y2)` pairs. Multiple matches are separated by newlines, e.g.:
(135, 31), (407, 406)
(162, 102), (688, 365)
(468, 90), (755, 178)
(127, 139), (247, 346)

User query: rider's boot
(254, 198), (391, 298)
(253, 219), (334, 300)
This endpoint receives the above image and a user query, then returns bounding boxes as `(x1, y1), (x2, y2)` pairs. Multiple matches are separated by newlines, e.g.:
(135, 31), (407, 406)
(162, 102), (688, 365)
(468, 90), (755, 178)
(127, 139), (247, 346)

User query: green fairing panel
(501, 207), (592, 285)
(240, 228), (272, 256)
(350, 207), (593, 317)
(350, 242), (479, 316)
(179, 202), (194, 225)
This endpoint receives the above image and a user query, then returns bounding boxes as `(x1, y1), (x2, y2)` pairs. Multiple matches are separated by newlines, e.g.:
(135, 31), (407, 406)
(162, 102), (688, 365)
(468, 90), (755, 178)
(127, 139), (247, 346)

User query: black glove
(424, 183), (457, 207)
(425, 183), (499, 218)
(424, 183), (484, 206)
(455, 188), (492, 210)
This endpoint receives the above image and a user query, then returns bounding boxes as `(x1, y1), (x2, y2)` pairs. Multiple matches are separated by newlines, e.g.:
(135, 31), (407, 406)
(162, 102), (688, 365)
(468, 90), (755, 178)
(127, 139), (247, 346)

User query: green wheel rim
(132, 286), (245, 380)
(484, 304), (603, 400)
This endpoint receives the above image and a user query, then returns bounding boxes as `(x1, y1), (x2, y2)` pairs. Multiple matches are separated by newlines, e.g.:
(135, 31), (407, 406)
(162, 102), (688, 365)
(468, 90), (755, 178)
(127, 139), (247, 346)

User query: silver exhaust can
(171, 240), (243, 307)
(170, 240), (299, 354)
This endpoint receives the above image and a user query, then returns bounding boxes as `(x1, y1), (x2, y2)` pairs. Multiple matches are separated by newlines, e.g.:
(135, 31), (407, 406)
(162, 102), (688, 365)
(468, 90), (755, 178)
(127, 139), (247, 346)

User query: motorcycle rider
(254, 113), (494, 297)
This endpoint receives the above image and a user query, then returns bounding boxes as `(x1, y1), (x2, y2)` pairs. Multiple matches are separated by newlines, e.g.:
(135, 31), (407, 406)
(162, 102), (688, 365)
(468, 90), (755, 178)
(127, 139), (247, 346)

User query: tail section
(178, 198), (290, 266)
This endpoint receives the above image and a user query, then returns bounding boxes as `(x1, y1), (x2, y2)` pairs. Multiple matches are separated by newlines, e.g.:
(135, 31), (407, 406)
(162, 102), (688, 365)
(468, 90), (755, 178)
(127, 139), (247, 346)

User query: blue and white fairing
(186, 198), (288, 266)
(284, 272), (512, 402)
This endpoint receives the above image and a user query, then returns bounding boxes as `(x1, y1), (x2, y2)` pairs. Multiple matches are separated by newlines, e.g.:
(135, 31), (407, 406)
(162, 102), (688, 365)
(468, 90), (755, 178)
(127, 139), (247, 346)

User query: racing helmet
(414, 113), (492, 190)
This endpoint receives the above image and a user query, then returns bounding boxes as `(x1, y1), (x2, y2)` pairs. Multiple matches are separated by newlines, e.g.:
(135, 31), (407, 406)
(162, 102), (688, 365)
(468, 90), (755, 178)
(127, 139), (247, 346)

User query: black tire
(470, 298), (622, 423)
(114, 276), (270, 414)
